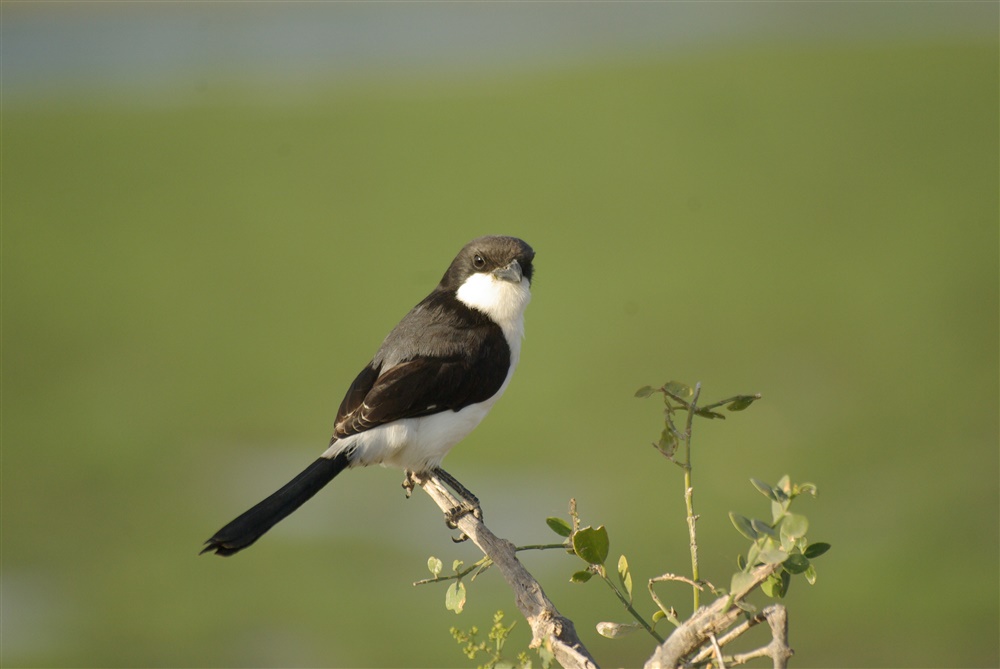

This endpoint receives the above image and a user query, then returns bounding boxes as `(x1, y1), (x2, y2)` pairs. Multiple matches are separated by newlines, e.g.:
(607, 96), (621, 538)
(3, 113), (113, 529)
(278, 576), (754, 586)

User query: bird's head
(445, 235), (534, 328)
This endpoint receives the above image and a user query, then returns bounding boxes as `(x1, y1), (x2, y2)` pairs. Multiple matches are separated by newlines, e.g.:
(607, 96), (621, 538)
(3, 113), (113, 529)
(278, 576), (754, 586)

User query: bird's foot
(444, 501), (482, 542)
(433, 467), (483, 521)
(444, 501), (483, 527)
(402, 470), (418, 498)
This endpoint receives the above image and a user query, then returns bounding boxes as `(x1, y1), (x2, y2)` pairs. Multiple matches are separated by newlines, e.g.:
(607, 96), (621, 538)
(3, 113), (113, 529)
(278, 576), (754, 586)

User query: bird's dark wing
(329, 288), (513, 443)
(331, 344), (510, 442)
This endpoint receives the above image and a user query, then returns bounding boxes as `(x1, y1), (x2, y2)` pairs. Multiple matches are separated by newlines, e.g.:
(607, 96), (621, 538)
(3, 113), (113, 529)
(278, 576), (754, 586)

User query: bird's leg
(401, 470), (418, 499)
(433, 467), (482, 517)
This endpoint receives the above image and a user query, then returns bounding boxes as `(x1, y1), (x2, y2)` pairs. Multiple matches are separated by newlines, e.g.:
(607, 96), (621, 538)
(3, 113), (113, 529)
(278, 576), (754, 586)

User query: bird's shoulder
(376, 289), (505, 365)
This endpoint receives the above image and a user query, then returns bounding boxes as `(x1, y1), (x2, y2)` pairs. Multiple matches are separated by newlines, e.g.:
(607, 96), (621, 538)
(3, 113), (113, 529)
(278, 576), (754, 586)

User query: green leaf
(573, 526), (610, 566)
(731, 570), (755, 595)
(694, 408), (726, 420)
(546, 517), (573, 537)
(804, 542), (832, 559)
(664, 381), (694, 400)
(779, 530), (800, 554)
(427, 556), (443, 577)
(759, 546), (789, 564)
(780, 513), (809, 542)
(634, 385), (657, 399)
(446, 581), (467, 613)
(726, 394), (760, 411)
(730, 513), (758, 540)
(751, 478), (778, 501)
(751, 518), (779, 540)
(617, 555), (633, 600)
(761, 573), (779, 597)
(771, 500), (786, 524)
(657, 427), (678, 457)
(777, 475), (791, 493)
(804, 564), (818, 585)
(763, 571), (789, 598)
(746, 541), (762, 567)
(736, 553), (746, 571)
(651, 610), (666, 623)
(783, 553), (811, 574)
(570, 570), (594, 584)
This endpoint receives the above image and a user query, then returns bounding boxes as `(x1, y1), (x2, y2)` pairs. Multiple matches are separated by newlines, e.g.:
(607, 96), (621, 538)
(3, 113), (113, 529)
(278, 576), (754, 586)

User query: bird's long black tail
(201, 453), (350, 556)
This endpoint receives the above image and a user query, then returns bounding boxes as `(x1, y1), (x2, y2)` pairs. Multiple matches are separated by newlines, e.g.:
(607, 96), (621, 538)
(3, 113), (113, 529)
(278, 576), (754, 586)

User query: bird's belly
(338, 397), (499, 471)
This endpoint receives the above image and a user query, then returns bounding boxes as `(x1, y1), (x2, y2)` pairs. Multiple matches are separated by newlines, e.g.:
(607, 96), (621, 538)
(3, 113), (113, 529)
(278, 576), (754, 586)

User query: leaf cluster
(729, 475), (831, 602)
(425, 556), (477, 614)
(635, 381), (761, 461)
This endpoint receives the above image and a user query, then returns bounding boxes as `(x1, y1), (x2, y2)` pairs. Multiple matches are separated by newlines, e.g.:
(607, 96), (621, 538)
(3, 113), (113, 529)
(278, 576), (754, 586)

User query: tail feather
(201, 453), (349, 556)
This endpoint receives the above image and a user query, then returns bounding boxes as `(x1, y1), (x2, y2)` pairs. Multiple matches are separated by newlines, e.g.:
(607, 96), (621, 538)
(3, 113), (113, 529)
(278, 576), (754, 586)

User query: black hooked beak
(492, 259), (523, 283)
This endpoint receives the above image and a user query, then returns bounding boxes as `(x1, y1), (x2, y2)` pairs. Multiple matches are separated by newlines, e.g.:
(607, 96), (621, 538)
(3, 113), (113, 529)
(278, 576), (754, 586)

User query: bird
(202, 235), (535, 556)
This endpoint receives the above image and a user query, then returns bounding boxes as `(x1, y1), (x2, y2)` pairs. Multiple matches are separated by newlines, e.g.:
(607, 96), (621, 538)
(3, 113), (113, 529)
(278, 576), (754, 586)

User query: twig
(689, 605), (792, 668)
(414, 471), (599, 669)
(647, 573), (710, 627)
(683, 383), (702, 612)
(644, 562), (784, 669)
(413, 544), (567, 586)
(596, 570), (664, 643)
(708, 633), (726, 669)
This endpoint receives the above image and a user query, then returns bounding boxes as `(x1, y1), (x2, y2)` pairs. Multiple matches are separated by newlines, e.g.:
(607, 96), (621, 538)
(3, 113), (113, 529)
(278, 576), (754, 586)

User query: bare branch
(762, 604), (793, 669)
(644, 563), (786, 669)
(414, 471), (599, 669)
(708, 633), (726, 668)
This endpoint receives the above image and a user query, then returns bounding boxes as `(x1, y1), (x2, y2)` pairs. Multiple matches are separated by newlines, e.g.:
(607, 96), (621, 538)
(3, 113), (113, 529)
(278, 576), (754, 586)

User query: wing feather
(331, 345), (509, 442)
(329, 289), (512, 444)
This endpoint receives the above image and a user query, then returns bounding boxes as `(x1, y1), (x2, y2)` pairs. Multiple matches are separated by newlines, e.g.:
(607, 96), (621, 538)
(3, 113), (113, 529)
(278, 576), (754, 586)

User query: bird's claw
(402, 470), (418, 498)
(444, 501), (482, 542)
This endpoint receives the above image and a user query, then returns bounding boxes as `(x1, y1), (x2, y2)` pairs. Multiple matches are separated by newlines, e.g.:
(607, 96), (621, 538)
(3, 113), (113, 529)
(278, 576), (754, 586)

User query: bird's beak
(492, 259), (523, 283)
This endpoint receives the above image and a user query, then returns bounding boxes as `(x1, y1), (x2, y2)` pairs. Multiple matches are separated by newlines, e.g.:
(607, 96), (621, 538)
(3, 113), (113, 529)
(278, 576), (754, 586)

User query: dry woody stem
(414, 471), (599, 669)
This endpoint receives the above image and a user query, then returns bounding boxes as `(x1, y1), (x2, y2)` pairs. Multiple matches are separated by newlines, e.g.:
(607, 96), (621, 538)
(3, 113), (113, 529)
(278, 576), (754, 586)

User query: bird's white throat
(455, 273), (531, 358)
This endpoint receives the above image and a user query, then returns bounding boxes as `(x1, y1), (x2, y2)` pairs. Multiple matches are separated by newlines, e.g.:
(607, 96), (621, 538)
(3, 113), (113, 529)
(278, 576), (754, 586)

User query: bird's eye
(473, 254), (486, 269)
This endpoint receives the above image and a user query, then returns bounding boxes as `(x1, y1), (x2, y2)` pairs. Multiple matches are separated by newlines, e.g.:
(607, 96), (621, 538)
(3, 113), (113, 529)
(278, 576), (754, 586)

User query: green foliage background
(3, 7), (998, 668)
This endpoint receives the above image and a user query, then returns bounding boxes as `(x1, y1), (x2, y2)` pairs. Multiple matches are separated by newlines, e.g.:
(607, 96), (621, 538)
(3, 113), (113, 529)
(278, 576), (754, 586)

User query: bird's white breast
(455, 272), (531, 365)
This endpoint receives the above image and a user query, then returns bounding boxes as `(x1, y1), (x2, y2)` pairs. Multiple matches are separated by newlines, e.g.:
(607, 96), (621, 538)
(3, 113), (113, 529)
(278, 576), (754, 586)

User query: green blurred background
(3, 3), (997, 668)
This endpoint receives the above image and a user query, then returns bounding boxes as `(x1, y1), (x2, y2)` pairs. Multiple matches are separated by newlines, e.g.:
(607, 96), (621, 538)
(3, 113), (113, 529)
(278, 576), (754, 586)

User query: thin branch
(414, 471), (599, 669)
(683, 383), (702, 612)
(517, 543), (571, 552)
(688, 607), (769, 666)
(596, 571), (664, 643)
(644, 562), (783, 669)
(708, 633), (726, 669)
(689, 605), (792, 668)
(647, 573), (710, 627)
(413, 556), (489, 586)
(413, 544), (567, 586)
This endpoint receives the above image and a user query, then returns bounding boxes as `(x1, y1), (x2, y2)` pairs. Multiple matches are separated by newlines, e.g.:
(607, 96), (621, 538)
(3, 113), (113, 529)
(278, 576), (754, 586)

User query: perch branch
(413, 471), (599, 669)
